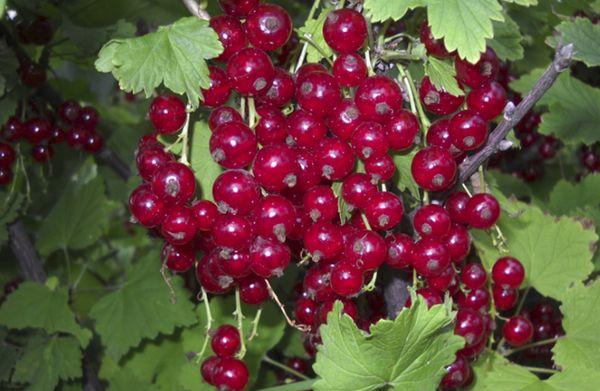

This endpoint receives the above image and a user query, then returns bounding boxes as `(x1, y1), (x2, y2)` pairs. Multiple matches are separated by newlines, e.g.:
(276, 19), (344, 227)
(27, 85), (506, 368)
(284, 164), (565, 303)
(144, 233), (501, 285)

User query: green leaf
(313, 297), (463, 391)
(259, 379), (317, 391)
(0, 87), (19, 125)
(331, 182), (351, 225)
(427, 0), (504, 63)
(297, 9), (334, 63)
(36, 174), (112, 255)
(501, 0), (538, 5)
(392, 149), (420, 203)
(0, 282), (91, 347)
(487, 15), (524, 61)
(0, 327), (19, 382)
(548, 175), (600, 215)
(62, 17), (136, 54)
(548, 18), (600, 67)
(424, 57), (464, 96)
(0, 39), (18, 94)
(0, 0), (5, 18)
(472, 199), (597, 302)
(12, 335), (82, 391)
(363, 0), (426, 22)
(0, 192), (23, 246)
(89, 252), (197, 360)
(96, 17), (223, 107)
(189, 121), (223, 201)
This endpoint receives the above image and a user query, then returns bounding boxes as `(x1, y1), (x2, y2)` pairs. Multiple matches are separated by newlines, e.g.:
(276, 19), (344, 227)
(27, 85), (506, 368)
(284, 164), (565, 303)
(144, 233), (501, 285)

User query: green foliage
(548, 18), (600, 67)
(0, 281), (91, 347)
(548, 175), (600, 215)
(0, 39), (18, 94)
(297, 8), (334, 63)
(501, 0), (538, 5)
(424, 57), (464, 96)
(62, 18), (136, 55)
(427, 0), (504, 63)
(363, 0), (425, 22)
(487, 15), (524, 61)
(313, 297), (463, 391)
(189, 121), (223, 201)
(96, 17), (223, 107)
(392, 150), (420, 203)
(0, 191), (23, 247)
(89, 252), (197, 360)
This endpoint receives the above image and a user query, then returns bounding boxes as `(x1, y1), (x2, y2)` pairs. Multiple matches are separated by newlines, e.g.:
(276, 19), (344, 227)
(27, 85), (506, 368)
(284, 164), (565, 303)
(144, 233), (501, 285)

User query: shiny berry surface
(455, 47), (500, 88)
(213, 357), (249, 391)
(210, 15), (247, 62)
(328, 99), (363, 141)
(322, 9), (367, 53)
(444, 192), (470, 224)
(296, 71), (341, 118)
(208, 106), (243, 132)
(252, 144), (298, 191)
(364, 191), (403, 231)
(161, 205), (196, 245)
(212, 324), (241, 357)
(492, 285), (518, 311)
(385, 110), (419, 151)
(330, 261), (363, 297)
(385, 233), (413, 269)
(503, 316), (533, 347)
(465, 193), (500, 229)
(0, 143), (16, 167)
(365, 154), (395, 183)
(314, 137), (356, 181)
(412, 237), (451, 277)
(250, 236), (290, 277)
(286, 109), (327, 148)
(449, 110), (488, 152)
(256, 194), (296, 241)
(467, 81), (507, 120)
(345, 229), (386, 271)
(332, 53), (367, 87)
(258, 67), (294, 107)
(461, 263), (487, 290)
(212, 214), (253, 250)
(239, 275), (269, 305)
(201, 66), (231, 107)
(209, 121), (257, 169)
(341, 173), (377, 209)
(218, 0), (259, 18)
(77, 107), (99, 129)
(129, 185), (165, 227)
(411, 146), (457, 191)
(149, 95), (186, 134)
(226, 47), (275, 96)
(246, 4), (292, 51)
(419, 76), (463, 116)
(420, 21), (450, 58)
(350, 121), (388, 161)
(303, 221), (343, 261)
(444, 223), (471, 263)
(161, 242), (195, 272)
(31, 145), (53, 162)
(191, 200), (218, 231)
(355, 75), (403, 122)
(23, 118), (51, 144)
(213, 169), (260, 216)
(413, 204), (451, 238)
(151, 162), (196, 205)
(303, 185), (338, 222)
(440, 356), (471, 390)
(492, 256), (525, 289)
(455, 308), (485, 347)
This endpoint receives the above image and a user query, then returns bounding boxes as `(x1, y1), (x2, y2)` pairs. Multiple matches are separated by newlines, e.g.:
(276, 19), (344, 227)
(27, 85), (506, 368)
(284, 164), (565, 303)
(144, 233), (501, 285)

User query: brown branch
(8, 221), (46, 283)
(456, 43), (574, 185)
(181, 0), (210, 20)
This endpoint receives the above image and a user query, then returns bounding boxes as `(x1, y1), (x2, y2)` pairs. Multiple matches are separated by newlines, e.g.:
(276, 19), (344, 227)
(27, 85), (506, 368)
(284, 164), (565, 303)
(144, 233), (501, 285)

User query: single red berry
(149, 95), (186, 134)
(294, 297), (318, 326)
(256, 194), (296, 241)
(412, 237), (451, 278)
(252, 143), (299, 191)
(210, 121), (257, 169)
(191, 200), (218, 231)
(58, 100), (81, 125)
(411, 146), (457, 191)
(503, 316), (533, 347)
(2, 116), (23, 142)
(286, 109), (327, 148)
(294, 148), (321, 191)
(83, 132), (103, 153)
(210, 15), (247, 62)
(250, 236), (291, 278)
(467, 81), (507, 120)
(419, 76), (463, 116)
(201, 66), (231, 107)
(211, 324), (241, 357)
(246, 4), (292, 51)
(413, 204), (451, 238)
(303, 185), (338, 222)
(161, 205), (197, 245)
(328, 99), (363, 141)
(531, 302), (556, 323)
(303, 264), (336, 302)
(345, 229), (387, 271)
(212, 214), (254, 251)
(350, 121), (388, 161)
(161, 242), (195, 272)
(303, 221), (343, 261)
(322, 9), (367, 53)
(385, 110), (419, 151)
(406, 287), (443, 308)
(49, 127), (66, 143)
(286, 358), (308, 375)
(426, 118), (464, 159)
(218, 249), (252, 279)
(76, 107), (99, 130)
(341, 173), (377, 209)
(427, 265), (456, 292)
(330, 261), (364, 297)
(212, 357), (249, 391)
(314, 137), (356, 181)
(455, 308), (485, 347)
(213, 169), (261, 216)
(296, 71), (341, 118)
(492, 285), (518, 311)
(238, 275), (269, 305)
(385, 233), (413, 269)
(257, 67), (295, 107)
(218, 0), (259, 18)
(444, 192), (470, 224)
(440, 356), (471, 390)
(21, 17), (54, 45)
(151, 161), (196, 205)
(444, 223), (471, 263)
(461, 263), (487, 290)
(294, 62), (328, 83)
(0, 143), (16, 167)
(208, 106), (243, 132)
(364, 191), (403, 231)
(255, 106), (287, 146)
(455, 47), (500, 89)
(226, 47), (274, 96)
(19, 62), (46, 87)
(465, 193), (500, 229)
(23, 118), (51, 144)
(332, 53), (367, 87)
(449, 110), (488, 152)
(492, 256), (524, 289)
(539, 136), (559, 159)
(196, 252), (234, 294)
(129, 184), (166, 227)
(0, 166), (12, 186)
(355, 75), (403, 122)
(458, 288), (490, 312)
(66, 127), (88, 149)
(31, 144), (53, 162)
(420, 21), (450, 58)
(201, 356), (221, 385)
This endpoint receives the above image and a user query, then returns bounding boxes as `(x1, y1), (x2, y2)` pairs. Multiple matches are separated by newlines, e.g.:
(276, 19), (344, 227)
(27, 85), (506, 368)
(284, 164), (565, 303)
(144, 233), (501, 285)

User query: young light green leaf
(297, 9), (334, 63)
(424, 57), (464, 96)
(89, 252), (197, 360)
(548, 175), (600, 215)
(547, 18), (600, 67)
(427, 0), (504, 63)
(363, 0), (426, 22)
(313, 297), (463, 391)
(189, 121), (223, 201)
(12, 335), (82, 391)
(487, 15), (524, 61)
(0, 282), (91, 347)
(96, 17), (223, 107)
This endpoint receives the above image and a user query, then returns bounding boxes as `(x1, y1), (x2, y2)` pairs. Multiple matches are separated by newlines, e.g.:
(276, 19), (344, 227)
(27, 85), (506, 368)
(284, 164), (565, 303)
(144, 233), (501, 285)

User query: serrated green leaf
(392, 149), (420, 203)
(107, 368), (159, 391)
(363, 0), (426, 22)
(297, 9), (334, 63)
(487, 15), (524, 61)
(547, 18), (600, 67)
(0, 282), (91, 347)
(501, 0), (538, 5)
(189, 121), (222, 201)
(424, 57), (464, 96)
(36, 175), (112, 255)
(95, 17), (223, 107)
(548, 175), (600, 215)
(313, 297), (463, 391)
(472, 199), (597, 302)
(427, 0), (504, 63)
(62, 17), (136, 54)
(12, 335), (82, 391)
(259, 379), (317, 391)
(89, 252), (197, 360)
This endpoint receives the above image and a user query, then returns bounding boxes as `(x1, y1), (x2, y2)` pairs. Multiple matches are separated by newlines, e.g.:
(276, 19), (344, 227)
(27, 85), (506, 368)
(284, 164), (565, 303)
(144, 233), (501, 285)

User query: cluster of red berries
(0, 101), (103, 186)
(15, 16), (54, 88)
(201, 324), (250, 391)
(519, 301), (564, 361)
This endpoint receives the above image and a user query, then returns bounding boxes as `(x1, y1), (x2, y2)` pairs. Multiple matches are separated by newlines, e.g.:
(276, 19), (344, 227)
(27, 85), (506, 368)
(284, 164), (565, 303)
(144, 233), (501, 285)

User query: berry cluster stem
(262, 356), (310, 380)
(178, 104), (193, 166)
(503, 336), (562, 357)
(234, 287), (247, 359)
(195, 287), (213, 363)
(248, 308), (262, 341)
(265, 279), (310, 332)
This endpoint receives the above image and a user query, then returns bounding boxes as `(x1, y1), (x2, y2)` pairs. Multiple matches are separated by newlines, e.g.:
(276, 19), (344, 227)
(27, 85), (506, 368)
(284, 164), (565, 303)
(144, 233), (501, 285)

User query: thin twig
(262, 356), (310, 380)
(181, 0), (210, 20)
(234, 287), (247, 359)
(504, 337), (562, 356)
(265, 279), (311, 332)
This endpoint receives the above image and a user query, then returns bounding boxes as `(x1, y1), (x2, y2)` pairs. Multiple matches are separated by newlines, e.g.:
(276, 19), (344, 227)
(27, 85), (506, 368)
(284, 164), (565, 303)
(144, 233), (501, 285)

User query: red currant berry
(531, 302), (555, 323)
(458, 288), (490, 312)
(465, 193), (500, 229)
(129, 184), (166, 227)
(449, 110), (488, 151)
(328, 99), (363, 141)
(330, 261), (363, 297)
(426, 118), (464, 159)
(365, 154), (395, 183)
(444, 223), (471, 263)
(66, 127), (88, 149)
(23, 118), (51, 144)
(413, 204), (451, 238)
(76, 107), (99, 130)
(19, 62), (46, 87)
(492, 256), (524, 289)
(256, 194), (296, 241)
(322, 9), (367, 53)
(161, 205), (197, 245)
(2, 116), (23, 142)
(467, 81), (507, 120)
(419, 76), (463, 116)
(411, 146), (457, 191)
(427, 265), (456, 292)
(252, 143), (299, 191)
(201, 356), (220, 385)
(22, 17), (54, 45)
(303, 221), (343, 261)
(255, 106), (287, 146)
(212, 214), (253, 251)
(503, 316), (533, 347)
(385, 233), (413, 269)
(151, 161), (196, 205)
(246, 4), (292, 51)
(355, 75), (403, 122)
(350, 121), (388, 160)
(303, 185), (338, 222)
(213, 357), (249, 391)
(364, 191), (404, 231)
(455, 47), (500, 89)
(0, 143), (16, 167)
(341, 173), (377, 209)
(461, 263), (487, 290)
(201, 66), (231, 107)
(227, 48), (274, 96)
(455, 308), (485, 347)
(492, 285), (518, 311)
(303, 264), (336, 302)
(218, 249), (252, 279)
(444, 192), (470, 224)
(440, 356), (471, 390)
(208, 106), (243, 132)
(294, 62), (327, 83)
(58, 101), (81, 125)
(296, 71), (341, 118)
(149, 95), (186, 134)
(345, 229), (387, 271)
(191, 200), (218, 231)
(294, 148), (321, 191)
(196, 253), (233, 294)
(218, 0), (258, 18)
(316, 298), (358, 325)
(412, 237), (451, 278)
(238, 275), (269, 305)
(210, 121), (257, 169)
(212, 324), (241, 357)
(31, 144), (53, 162)
(385, 110), (419, 151)
(83, 132), (103, 153)
(0, 166), (12, 185)
(314, 137), (356, 181)
(332, 53), (367, 87)
(420, 21), (450, 58)
(250, 236), (291, 278)
(257, 67), (294, 108)
(295, 297), (318, 326)
(406, 287), (443, 308)
(286, 109), (327, 148)
(161, 242), (195, 272)
(210, 15), (247, 62)
(213, 169), (260, 216)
